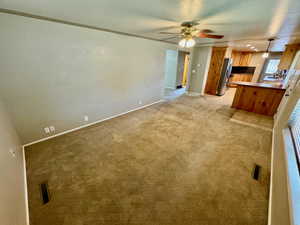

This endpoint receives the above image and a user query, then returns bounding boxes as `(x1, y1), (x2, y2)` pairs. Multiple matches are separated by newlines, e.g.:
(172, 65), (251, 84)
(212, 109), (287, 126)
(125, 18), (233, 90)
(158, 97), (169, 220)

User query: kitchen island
(231, 81), (286, 116)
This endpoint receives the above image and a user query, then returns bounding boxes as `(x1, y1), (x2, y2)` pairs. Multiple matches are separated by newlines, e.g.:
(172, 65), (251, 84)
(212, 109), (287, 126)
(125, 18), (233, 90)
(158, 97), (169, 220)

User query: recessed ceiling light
(247, 44), (251, 47)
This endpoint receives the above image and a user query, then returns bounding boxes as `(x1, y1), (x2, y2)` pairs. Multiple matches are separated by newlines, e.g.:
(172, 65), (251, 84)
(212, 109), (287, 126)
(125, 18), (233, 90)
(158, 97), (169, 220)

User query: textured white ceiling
(1, 0), (300, 51)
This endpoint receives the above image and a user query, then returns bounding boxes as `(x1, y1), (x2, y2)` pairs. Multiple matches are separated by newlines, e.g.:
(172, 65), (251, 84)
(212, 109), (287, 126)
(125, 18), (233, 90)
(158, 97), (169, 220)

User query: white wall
(0, 99), (28, 225)
(188, 47), (212, 95)
(0, 13), (176, 144)
(250, 52), (266, 82)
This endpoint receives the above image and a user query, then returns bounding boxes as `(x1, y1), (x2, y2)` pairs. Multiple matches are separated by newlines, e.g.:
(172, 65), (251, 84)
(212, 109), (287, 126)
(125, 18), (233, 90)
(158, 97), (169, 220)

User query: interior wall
(188, 47), (212, 94)
(249, 52), (266, 82)
(164, 50), (179, 89)
(0, 13), (176, 144)
(0, 99), (28, 225)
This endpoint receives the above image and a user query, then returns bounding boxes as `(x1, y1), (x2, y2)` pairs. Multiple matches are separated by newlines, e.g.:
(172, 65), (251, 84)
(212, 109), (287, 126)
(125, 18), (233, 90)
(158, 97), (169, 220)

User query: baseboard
(23, 100), (164, 147)
(165, 87), (176, 90)
(22, 146), (30, 225)
(186, 91), (201, 96)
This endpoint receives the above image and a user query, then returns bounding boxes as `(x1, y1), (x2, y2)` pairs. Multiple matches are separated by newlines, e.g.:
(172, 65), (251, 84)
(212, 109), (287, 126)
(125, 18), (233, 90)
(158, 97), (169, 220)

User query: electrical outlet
(49, 126), (55, 133)
(84, 116), (89, 122)
(9, 148), (16, 158)
(44, 127), (50, 134)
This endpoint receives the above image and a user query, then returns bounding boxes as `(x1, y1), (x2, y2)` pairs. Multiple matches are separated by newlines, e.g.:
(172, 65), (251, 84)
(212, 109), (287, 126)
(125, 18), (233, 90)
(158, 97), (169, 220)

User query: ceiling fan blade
(198, 33), (224, 39)
(203, 21), (254, 26)
(191, 1), (244, 23)
(161, 36), (180, 41)
(159, 32), (181, 35)
(146, 25), (182, 33)
(199, 29), (214, 34)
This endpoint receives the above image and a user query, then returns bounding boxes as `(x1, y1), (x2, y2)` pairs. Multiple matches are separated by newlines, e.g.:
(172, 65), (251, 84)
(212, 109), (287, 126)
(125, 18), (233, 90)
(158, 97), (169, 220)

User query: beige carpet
(25, 92), (271, 225)
(230, 110), (274, 132)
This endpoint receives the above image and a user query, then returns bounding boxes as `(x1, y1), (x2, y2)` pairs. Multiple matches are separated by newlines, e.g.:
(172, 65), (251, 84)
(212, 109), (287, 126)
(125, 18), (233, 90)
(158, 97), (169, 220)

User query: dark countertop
(230, 81), (286, 90)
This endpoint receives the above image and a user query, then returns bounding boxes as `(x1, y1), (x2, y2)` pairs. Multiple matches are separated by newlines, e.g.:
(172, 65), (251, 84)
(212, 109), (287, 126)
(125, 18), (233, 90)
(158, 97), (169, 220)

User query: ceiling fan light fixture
(179, 38), (196, 48)
(186, 38), (196, 48)
(178, 39), (187, 48)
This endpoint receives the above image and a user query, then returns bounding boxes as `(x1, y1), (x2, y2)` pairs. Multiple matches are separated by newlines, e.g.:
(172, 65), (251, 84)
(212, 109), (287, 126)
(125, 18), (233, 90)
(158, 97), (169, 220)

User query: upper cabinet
(278, 44), (300, 70)
(232, 51), (253, 66)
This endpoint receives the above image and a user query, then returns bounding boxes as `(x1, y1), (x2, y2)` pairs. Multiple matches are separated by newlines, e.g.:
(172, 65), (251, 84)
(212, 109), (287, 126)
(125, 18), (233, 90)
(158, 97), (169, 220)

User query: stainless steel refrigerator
(217, 58), (232, 96)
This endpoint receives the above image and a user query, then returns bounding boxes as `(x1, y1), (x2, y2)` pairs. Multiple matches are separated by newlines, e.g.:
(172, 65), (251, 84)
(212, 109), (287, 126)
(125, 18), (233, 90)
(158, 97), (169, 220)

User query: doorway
(176, 51), (190, 88)
(164, 50), (190, 100)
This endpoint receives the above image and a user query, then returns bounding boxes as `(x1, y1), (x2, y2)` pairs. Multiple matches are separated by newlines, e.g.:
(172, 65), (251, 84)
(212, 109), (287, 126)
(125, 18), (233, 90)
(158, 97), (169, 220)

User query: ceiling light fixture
(262, 38), (275, 58)
(179, 37), (196, 48)
(247, 44), (251, 47)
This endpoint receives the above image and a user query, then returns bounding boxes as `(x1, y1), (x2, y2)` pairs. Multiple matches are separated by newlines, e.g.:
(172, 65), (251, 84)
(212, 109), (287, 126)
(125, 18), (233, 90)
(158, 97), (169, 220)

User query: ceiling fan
(159, 21), (224, 48)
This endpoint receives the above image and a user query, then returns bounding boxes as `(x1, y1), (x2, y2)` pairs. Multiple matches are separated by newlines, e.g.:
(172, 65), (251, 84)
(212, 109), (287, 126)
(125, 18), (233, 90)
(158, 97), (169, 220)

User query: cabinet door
(278, 44), (300, 70)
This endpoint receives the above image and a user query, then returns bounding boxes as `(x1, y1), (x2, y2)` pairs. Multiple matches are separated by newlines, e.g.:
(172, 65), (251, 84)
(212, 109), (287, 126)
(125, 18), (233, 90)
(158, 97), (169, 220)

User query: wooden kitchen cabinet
(231, 82), (286, 116)
(232, 51), (253, 66)
(278, 44), (300, 70)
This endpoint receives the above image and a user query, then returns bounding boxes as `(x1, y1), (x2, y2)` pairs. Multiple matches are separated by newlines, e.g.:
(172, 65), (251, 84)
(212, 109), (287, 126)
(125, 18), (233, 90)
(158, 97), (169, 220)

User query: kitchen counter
(231, 81), (286, 90)
(231, 81), (286, 116)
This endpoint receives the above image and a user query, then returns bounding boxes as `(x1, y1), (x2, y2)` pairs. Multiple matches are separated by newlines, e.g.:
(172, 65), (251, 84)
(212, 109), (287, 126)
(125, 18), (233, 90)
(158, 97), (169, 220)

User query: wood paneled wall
(205, 47), (227, 95)
(278, 44), (300, 70)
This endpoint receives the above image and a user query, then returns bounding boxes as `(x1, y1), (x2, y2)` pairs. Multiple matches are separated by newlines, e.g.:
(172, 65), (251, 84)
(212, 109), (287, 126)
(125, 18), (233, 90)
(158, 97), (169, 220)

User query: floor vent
(252, 164), (261, 180)
(40, 182), (50, 204)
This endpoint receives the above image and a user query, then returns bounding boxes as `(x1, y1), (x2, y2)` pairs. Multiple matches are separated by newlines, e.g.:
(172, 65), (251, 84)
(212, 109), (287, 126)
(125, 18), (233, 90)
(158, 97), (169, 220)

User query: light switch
(44, 127), (50, 134)
(49, 126), (55, 132)
(9, 148), (16, 157)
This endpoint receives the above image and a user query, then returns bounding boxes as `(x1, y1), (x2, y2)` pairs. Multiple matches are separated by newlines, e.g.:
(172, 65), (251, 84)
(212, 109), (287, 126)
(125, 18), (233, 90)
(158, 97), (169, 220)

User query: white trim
(22, 146), (30, 225)
(166, 87), (176, 89)
(268, 128), (275, 225)
(283, 128), (300, 225)
(23, 100), (164, 147)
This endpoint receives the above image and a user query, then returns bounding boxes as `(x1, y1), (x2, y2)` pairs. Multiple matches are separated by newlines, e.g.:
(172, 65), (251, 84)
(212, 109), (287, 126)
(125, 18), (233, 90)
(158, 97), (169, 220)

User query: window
(289, 99), (300, 172)
(265, 59), (280, 74)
